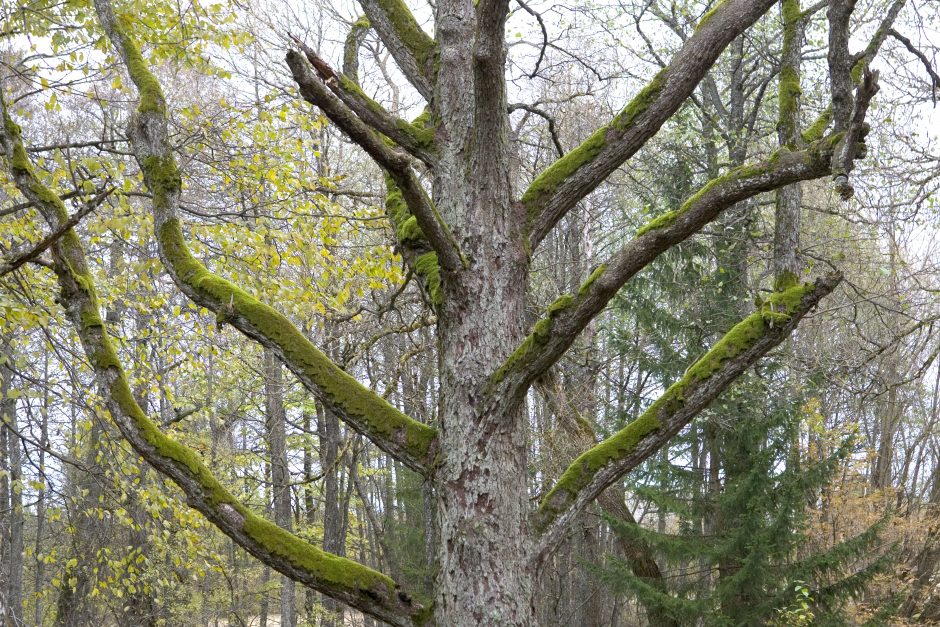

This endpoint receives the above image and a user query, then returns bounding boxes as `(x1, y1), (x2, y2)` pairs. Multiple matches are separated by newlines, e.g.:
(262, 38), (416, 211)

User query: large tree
(0, 0), (922, 624)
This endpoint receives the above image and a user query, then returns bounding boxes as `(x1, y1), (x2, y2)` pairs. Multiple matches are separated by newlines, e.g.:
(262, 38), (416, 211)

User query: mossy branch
(291, 36), (437, 166)
(385, 175), (444, 308)
(343, 15), (372, 84)
(92, 0), (439, 474)
(358, 0), (437, 100)
(286, 49), (465, 272)
(490, 135), (849, 416)
(529, 275), (842, 568)
(0, 93), (427, 627)
(521, 0), (777, 251)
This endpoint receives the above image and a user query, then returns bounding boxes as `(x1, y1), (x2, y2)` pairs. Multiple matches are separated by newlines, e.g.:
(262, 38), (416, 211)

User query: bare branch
(529, 273), (843, 567)
(515, 0), (547, 78)
(521, 0), (777, 251)
(0, 187), (111, 276)
(890, 28), (940, 103)
(509, 102), (564, 157)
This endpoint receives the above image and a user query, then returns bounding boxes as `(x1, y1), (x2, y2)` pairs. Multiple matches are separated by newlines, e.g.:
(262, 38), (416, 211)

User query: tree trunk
(264, 348), (296, 627)
(432, 4), (532, 623)
(0, 339), (24, 626)
(318, 399), (345, 626)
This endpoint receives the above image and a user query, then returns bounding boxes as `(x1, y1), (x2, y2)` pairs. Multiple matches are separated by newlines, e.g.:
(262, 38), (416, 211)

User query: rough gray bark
(774, 0), (805, 286)
(318, 400), (345, 627)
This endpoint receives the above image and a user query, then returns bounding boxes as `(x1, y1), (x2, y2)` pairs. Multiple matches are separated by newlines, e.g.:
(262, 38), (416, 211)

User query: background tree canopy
(0, 0), (939, 625)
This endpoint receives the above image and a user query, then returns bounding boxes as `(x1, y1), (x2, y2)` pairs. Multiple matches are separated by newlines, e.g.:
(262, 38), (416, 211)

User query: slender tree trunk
(264, 348), (296, 627)
(0, 339), (23, 626)
(318, 398), (344, 626)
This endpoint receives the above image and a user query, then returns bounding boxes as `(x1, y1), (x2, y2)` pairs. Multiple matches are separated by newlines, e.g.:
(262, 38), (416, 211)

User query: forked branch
(286, 48), (465, 271)
(491, 132), (859, 411)
(521, 0), (777, 250)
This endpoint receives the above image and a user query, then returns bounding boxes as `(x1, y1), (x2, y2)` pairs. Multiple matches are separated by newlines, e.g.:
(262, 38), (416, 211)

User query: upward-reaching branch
(286, 48), (465, 272)
(358, 0), (437, 100)
(529, 274), (842, 567)
(290, 37), (437, 167)
(92, 0), (438, 474)
(521, 0), (777, 251)
(827, 0), (858, 132)
(490, 131), (858, 411)
(0, 93), (427, 627)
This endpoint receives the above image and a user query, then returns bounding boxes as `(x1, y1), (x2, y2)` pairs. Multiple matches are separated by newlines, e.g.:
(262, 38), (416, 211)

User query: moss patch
(414, 251), (442, 306)
(242, 512), (395, 593)
(522, 125), (609, 212)
(396, 215), (424, 243)
(522, 71), (666, 223)
(375, 0), (437, 72)
(114, 23), (165, 115)
(801, 108), (832, 144)
(490, 266), (609, 386)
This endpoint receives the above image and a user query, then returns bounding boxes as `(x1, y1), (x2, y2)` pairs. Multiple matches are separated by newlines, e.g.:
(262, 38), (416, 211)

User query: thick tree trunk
(432, 3), (532, 623)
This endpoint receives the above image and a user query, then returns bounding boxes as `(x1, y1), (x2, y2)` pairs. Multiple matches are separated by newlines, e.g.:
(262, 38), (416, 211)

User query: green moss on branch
(491, 267), (608, 386)
(157, 218), (437, 463)
(414, 252), (442, 305)
(375, 0), (437, 71)
(537, 281), (815, 524)
(522, 70), (666, 221)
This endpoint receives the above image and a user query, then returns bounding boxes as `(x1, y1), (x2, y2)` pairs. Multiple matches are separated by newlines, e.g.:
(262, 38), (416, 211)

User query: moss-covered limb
(384, 175), (444, 308)
(0, 94), (427, 627)
(358, 0), (436, 100)
(492, 136), (845, 416)
(286, 50), (464, 272)
(290, 36), (437, 165)
(90, 1), (440, 473)
(529, 275), (842, 567)
(343, 15), (372, 83)
(157, 218), (438, 471)
(801, 107), (832, 144)
(522, 0), (777, 252)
